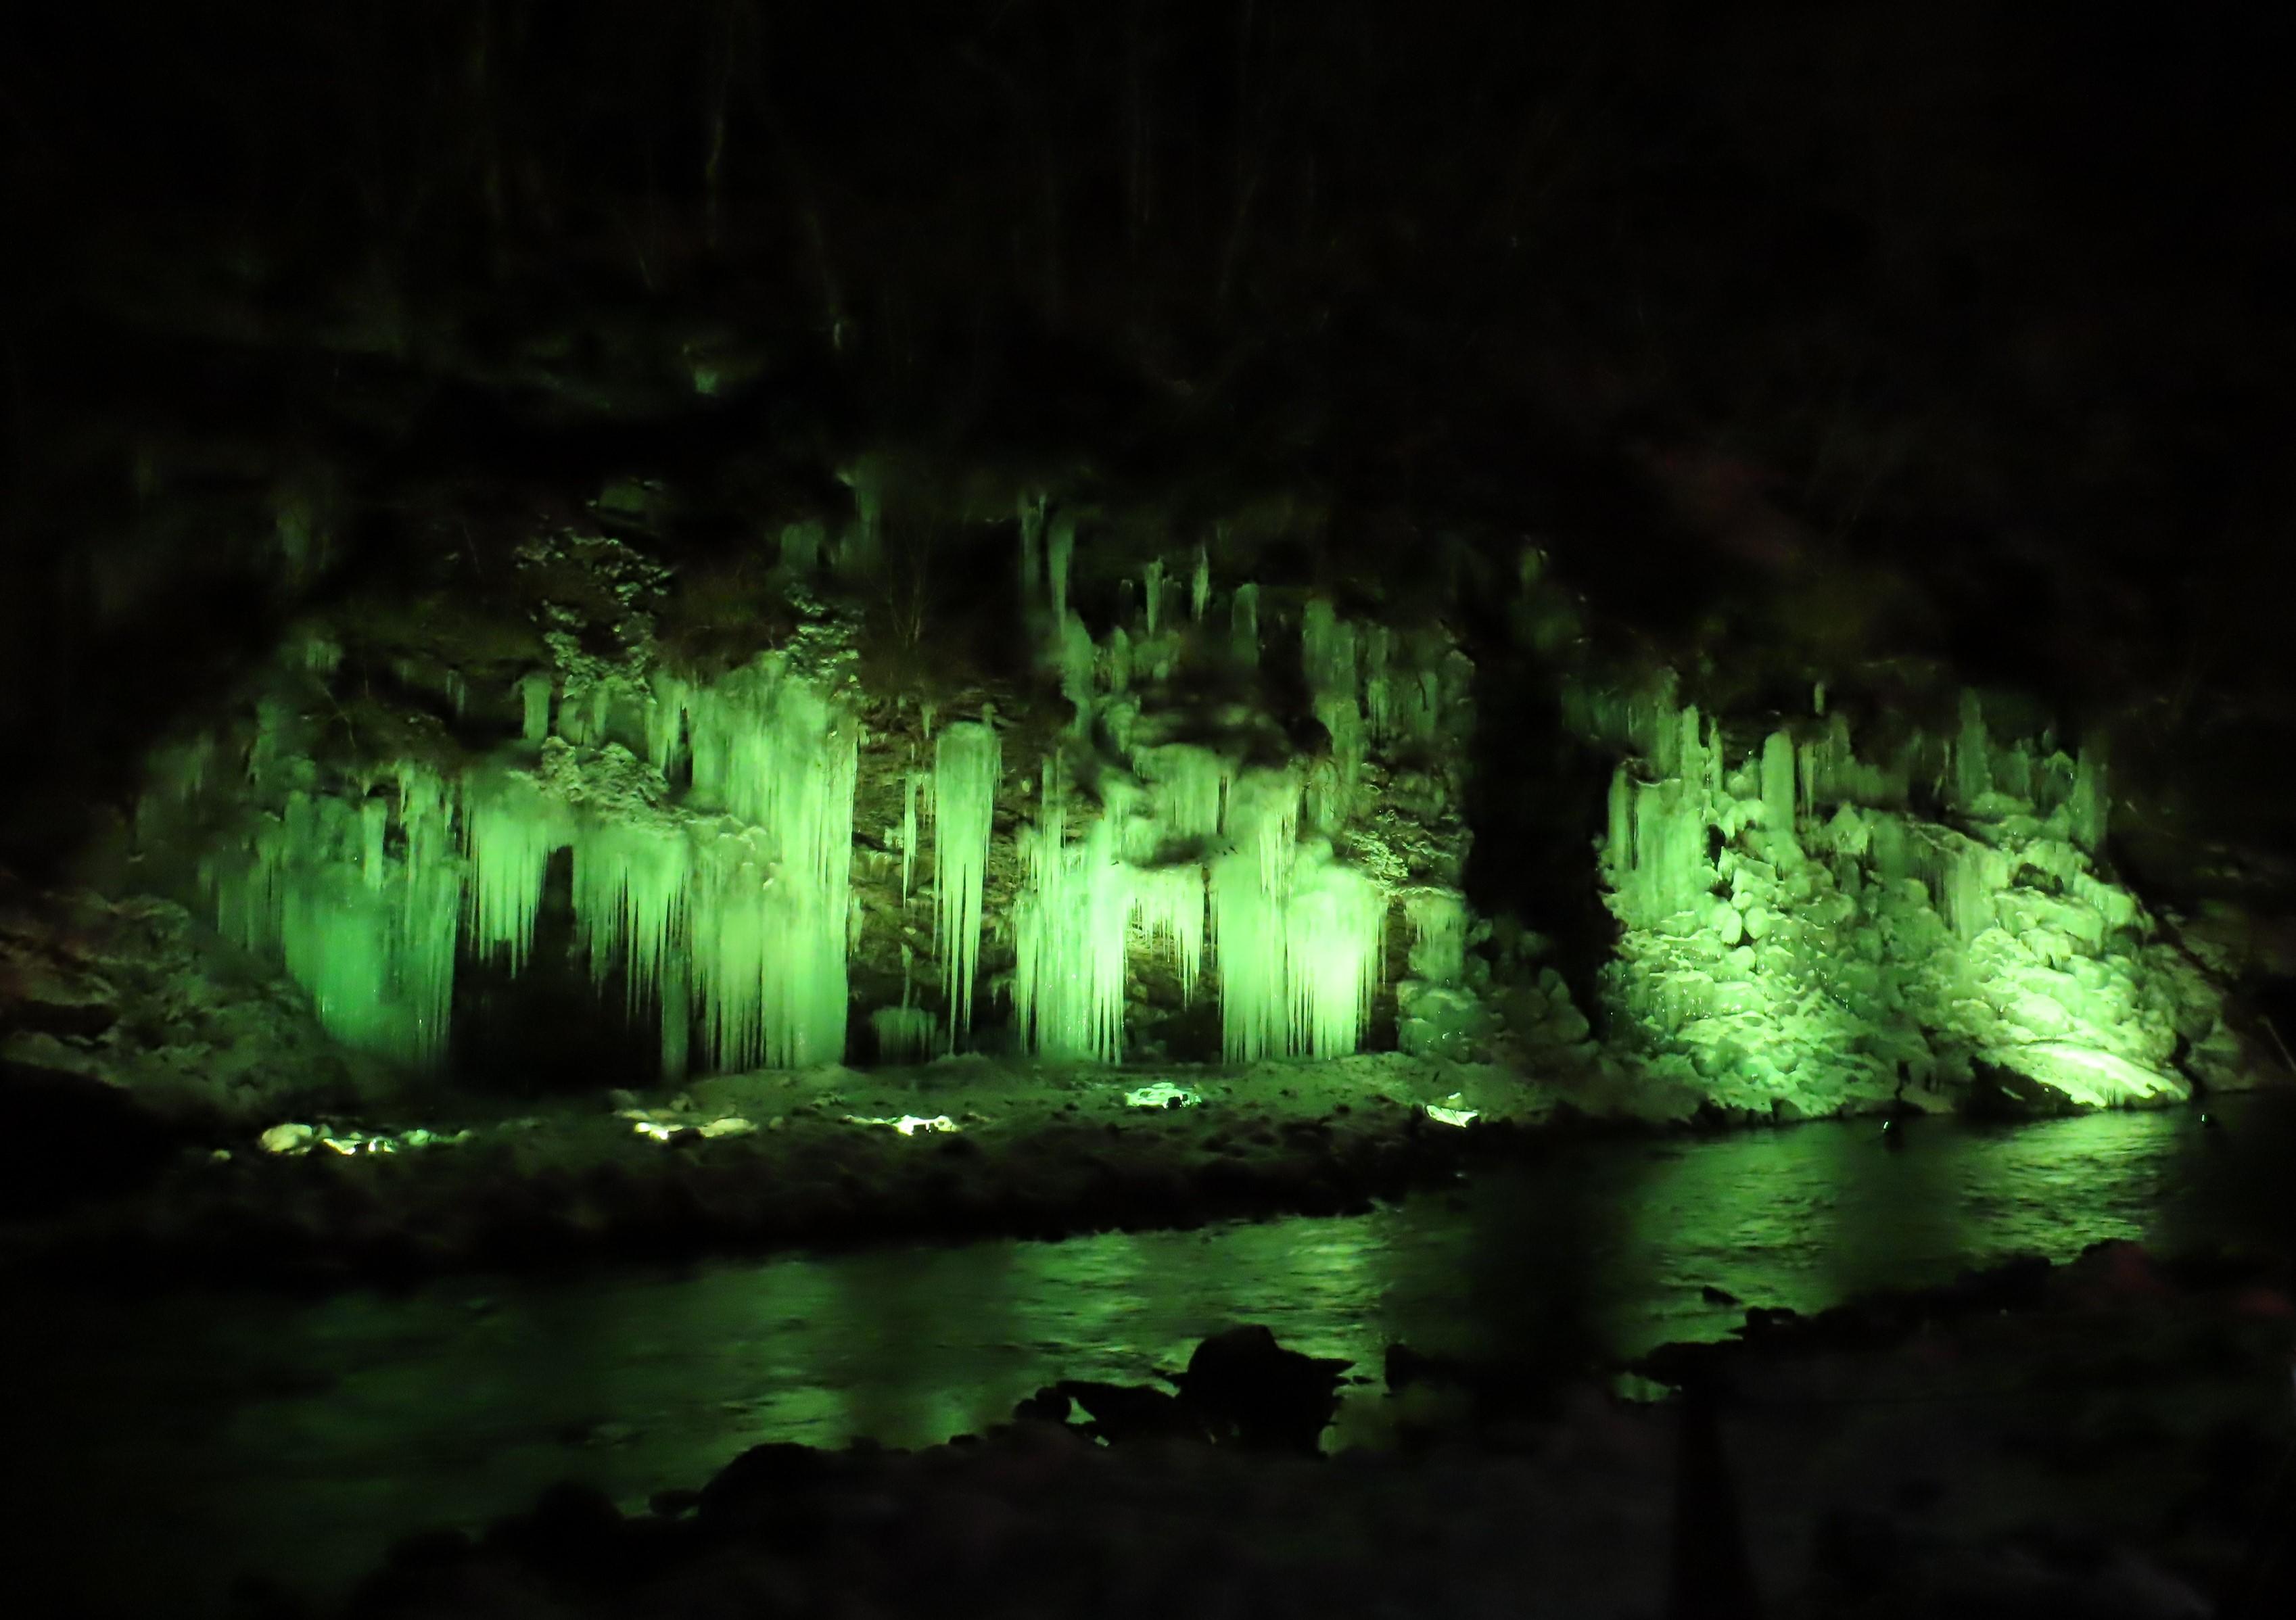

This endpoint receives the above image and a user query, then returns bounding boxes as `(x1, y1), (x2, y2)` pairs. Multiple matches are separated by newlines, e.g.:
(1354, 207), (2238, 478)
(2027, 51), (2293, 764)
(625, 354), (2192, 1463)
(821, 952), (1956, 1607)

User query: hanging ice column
(1603, 705), (1722, 928)
(1301, 598), (1364, 830)
(933, 719), (1002, 1046)
(1012, 764), (1134, 1061)
(463, 771), (572, 973)
(672, 658), (860, 1070)
(1213, 767), (1387, 1062)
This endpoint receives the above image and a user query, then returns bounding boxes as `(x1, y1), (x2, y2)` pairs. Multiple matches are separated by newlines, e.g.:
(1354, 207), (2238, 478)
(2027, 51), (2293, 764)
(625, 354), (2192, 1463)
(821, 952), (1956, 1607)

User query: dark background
(3, 1), (2291, 905)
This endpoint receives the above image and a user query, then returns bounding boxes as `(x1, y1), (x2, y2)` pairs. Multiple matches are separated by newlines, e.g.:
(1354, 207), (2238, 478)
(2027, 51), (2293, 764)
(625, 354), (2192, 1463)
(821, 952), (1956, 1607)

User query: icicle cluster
(933, 721), (1002, 1046)
(1006, 751), (1386, 1065)
(204, 654), (859, 1075)
(206, 764), (461, 1067)
(1586, 684), (2228, 1111)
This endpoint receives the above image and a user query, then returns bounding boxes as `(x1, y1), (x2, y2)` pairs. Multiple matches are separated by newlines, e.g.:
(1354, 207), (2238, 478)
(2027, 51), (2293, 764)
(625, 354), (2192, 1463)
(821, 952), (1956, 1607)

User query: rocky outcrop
(1, 872), (371, 1212)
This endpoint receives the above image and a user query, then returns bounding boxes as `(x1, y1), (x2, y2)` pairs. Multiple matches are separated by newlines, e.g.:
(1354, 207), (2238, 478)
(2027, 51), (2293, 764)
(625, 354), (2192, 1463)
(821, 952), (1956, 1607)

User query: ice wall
(1588, 687), (2232, 1111)
(198, 652), (860, 1073)
(173, 509), (1480, 1076)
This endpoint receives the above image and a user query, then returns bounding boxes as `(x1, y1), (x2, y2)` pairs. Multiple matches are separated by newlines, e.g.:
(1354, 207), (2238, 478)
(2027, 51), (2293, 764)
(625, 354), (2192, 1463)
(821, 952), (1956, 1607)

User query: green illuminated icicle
(933, 721), (1001, 1045)
(1760, 731), (1796, 834)
(1057, 614), (1097, 733)
(570, 819), (690, 1020)
(1301, 599), (1363, 829)
(463, 771), (571, 973)
(1221, 766), (1378, 1059)
(1142, 742), (1225, 843)
(1050, 514), (1077, 623)
(519, 675), (553, 745)
(2068, 746), (2108, 850)
(1405, 889), (1468, 985)
(1231, 583), (1260, 665)
(1209, 767), (1384, 1061)
(870, 1005), (937, 1064)
(1012, 764), (1132, 1061)
(901, 769), (920, 905)
(681, 657), (858, 1068)
(209, 765), (461, 1067)
(1286, 847), (1386, 1055)
(1954, 691), (1991, 807)
(1131, 864), (1207, 1004)
(1020, 494), (1046, 604)
(644, 669), (688, 772)
(1363, 627), (1392, 746)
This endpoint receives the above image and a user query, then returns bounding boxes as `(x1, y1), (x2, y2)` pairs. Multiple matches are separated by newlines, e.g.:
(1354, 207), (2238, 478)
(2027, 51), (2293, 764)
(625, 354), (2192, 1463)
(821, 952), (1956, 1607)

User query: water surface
(19, 1097), (2289, 1615)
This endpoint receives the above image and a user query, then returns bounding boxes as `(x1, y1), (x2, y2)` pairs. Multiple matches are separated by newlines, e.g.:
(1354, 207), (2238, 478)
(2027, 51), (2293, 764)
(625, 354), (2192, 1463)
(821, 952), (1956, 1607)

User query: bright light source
(1123, 1082), (1200, 1109)
(845, 1113), (960, 1137)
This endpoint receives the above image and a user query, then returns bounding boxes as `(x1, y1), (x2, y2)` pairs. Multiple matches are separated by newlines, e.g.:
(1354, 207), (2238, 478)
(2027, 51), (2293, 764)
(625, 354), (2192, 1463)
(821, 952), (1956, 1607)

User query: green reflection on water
(18, 1095), (2289, 1617)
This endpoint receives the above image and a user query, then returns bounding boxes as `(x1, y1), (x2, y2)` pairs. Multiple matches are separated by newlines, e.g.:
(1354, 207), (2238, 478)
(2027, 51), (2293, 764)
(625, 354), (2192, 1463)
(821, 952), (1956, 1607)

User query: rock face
(20, 452), (2264, 1121)
(122, 508), (1482, 1089)
(1, 870), (367, 1207)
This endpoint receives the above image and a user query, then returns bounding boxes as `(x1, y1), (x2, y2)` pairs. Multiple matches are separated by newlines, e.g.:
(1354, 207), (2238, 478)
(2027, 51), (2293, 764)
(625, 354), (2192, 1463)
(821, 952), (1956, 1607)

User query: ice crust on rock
(1590, 688), (2227, 1112)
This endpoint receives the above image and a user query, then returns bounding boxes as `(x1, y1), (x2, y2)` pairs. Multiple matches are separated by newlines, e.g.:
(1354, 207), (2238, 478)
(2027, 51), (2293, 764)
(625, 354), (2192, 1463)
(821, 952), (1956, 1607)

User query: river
(18, 1094), (2291, 1616)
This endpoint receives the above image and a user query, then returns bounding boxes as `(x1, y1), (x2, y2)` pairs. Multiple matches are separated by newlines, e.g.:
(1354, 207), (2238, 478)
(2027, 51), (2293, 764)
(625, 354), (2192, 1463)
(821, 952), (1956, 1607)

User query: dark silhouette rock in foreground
(1171, 1324), (1352, 1452)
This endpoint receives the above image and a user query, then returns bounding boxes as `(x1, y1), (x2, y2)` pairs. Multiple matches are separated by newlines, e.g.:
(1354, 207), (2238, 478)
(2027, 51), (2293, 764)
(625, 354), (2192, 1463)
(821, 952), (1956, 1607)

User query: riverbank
(5, 1049), (2274, 1289)
(0, 1053), (1642, 1287)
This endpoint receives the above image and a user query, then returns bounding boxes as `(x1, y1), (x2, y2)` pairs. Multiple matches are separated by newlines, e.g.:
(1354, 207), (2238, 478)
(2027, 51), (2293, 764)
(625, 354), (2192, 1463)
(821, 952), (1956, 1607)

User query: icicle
(933, 721), (1002, 1045)
(1212, 768), (1303, 1062)
(1405, 889), (1468, 985)
(1108, 625), (1133, 693)
(870, 1005), (938, 1064)
(1012, 763), (1132, 1061)
(2068, 745), (2108, 851)
(1142, 743), (1225, 844)
(1760, 731), (1797, 833)
(1131, 863), (1208, 1005)
(645, 670), (687, 773)
(1618, 778), (1712, 925)
(1049, 513), (1077, 623)
(682, 657), (858, 1068)
(1302, 600), (1363, 829)
(1603, 764), (1635, 890)
(1019, 494), (1046, 606)
(1363, 627), (1393, 746)
(1231, 582), (1260, 665)
(1954, 691), (1991, 807)
(901, 770), (920, 905)
(1211, 782), (1383, 1062)
(1192, 544), (1211, 620)
(780, 518), (824, 573)
(1286, 845), (1386, 1056)
(462, 771), (571, 972)
(519, 675), (553, 745)
(570, 818), (690, 1026)
(212, 763), (462, 1068)
(1144, 558), (1165, 636)
(1057, 614), (1097, 733)
(359, 795), (388, 892)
